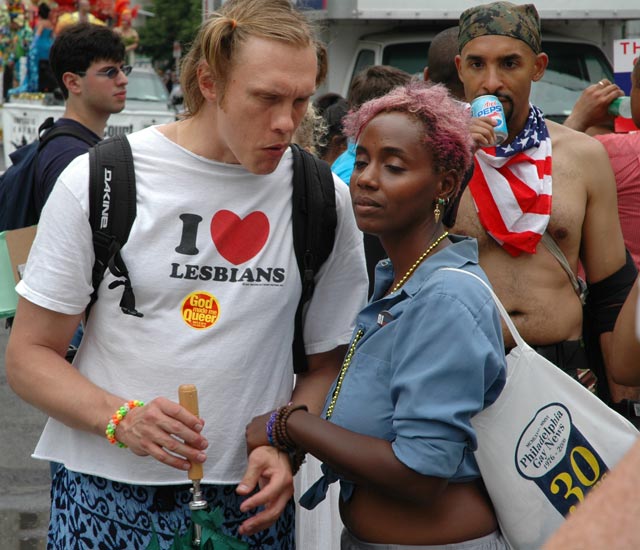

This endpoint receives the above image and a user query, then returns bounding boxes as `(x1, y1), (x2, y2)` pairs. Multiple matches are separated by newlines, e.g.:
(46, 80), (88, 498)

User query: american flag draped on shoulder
(469, 104), (552, 256)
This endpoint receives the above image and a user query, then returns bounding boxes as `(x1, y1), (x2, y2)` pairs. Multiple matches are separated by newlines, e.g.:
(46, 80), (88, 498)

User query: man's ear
(197, 60), (217, 102)
(423, 66), (430, 82)
(454, 54), (463, 75)
(532, 52), (549, 82)
(61, 71), (82, 96)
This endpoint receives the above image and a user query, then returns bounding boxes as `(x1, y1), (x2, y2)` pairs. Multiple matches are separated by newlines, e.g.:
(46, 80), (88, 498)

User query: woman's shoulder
(419, 263), (497, 322)
(431, 264), (492, 298)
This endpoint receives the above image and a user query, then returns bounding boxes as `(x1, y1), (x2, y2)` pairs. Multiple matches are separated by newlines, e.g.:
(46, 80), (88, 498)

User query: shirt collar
(372, 235), (480, 300)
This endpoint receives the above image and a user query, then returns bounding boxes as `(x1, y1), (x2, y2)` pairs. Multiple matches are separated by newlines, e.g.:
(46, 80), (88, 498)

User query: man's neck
(505, 104), (535, 146)
(62, 103), (108, 137)
(163, 113), (230, 162)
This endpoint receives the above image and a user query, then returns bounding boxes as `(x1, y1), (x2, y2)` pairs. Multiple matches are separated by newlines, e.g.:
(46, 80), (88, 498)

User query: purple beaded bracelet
(266, 410), (278, 446)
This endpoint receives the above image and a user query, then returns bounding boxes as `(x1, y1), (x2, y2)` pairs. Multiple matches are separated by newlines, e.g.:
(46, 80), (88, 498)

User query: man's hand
(563, 79), (623, 132)
(116, 396), (209, 471)
(470, 116), (499, 150)
(236, 446), (294, 536)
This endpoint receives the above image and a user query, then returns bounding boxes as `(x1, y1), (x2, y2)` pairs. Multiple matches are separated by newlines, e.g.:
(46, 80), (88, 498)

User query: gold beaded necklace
(326, 328), (363, 420)
(325, 231), (449, 419)
(389, 231), (449, 295)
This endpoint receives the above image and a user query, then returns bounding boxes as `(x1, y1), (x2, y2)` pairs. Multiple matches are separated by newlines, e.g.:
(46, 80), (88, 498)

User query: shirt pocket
(336, 350), (394, 440)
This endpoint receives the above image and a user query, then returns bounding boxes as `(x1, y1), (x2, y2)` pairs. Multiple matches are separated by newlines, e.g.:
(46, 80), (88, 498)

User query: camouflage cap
(458, 2), (541, 54)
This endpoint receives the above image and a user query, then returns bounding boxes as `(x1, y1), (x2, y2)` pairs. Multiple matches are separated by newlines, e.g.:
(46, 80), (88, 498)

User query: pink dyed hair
(343, 81), (473, 176)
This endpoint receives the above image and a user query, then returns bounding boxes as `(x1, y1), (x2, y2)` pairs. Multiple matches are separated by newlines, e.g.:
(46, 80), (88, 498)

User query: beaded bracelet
(269, 404), (306, 452)
(289, 448), (306, 476)
(268, 404), (308, 475)
(105, 400), (144, 448)
(276, 404), (308, 450)
(266, 410), (278, 446)
(272, 412), (293, 453)
(266, 402), (292, 452)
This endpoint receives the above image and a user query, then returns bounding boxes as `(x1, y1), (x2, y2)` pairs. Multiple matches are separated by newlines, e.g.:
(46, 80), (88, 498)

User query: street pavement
(0, 130), (55, 548)
(0, 324), (50, 548)
(0, 136), (54, 545)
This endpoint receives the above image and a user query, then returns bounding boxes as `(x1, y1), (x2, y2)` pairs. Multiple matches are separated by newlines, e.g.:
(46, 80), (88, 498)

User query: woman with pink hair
(246, 82), (508, 549)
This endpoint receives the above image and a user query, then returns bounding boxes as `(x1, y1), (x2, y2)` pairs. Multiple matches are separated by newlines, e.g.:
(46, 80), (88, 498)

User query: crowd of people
(4, 0), (640, 548)
(0, 0), (138, 100)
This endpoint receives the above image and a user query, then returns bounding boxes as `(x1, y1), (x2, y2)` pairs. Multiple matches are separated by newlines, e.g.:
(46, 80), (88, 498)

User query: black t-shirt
(33, 118), (101, 218)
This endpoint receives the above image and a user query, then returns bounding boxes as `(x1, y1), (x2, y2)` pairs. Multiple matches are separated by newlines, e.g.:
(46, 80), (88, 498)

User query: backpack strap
(541, 232), (587, 305)
(36, 117), (55, 140)
(37, 117), (95, 151)
(87, 135), (142, 320)
(290, 144), (337, 373)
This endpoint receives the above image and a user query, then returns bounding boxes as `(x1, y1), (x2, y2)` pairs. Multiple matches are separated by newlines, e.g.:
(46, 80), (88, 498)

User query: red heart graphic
(210, 210), (270, 265)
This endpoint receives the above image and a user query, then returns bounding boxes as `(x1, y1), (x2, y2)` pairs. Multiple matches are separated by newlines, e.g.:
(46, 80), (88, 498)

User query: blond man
(6, 0), (367, 547)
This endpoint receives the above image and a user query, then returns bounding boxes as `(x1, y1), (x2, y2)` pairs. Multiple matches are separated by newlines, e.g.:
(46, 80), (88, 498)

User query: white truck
(304, 0), (640, 121)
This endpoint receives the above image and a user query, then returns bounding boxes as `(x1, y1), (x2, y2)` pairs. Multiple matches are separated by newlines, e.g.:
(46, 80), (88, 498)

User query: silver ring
(598, 80), (606, 86)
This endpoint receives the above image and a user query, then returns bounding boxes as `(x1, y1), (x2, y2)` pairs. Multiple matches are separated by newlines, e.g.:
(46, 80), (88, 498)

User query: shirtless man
(453, 1), (638, 405)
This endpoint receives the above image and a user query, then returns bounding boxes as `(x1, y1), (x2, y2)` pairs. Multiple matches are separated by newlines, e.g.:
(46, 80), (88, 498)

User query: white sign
(2, 102), (175, 168)
(613, 37), (640, 73)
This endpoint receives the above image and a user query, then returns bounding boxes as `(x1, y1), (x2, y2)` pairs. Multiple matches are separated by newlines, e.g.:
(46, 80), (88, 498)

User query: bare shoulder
(546, 120), (609, 160)
(547, 120), (613, 198)
(157, 120), (180, 141)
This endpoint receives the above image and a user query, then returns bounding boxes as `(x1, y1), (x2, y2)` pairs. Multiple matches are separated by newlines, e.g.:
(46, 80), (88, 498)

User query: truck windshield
(126, 70), (170, 102)
(531, 41), (614, 122)
(382, 41), (430, 75)
(379, 39), (613, 123)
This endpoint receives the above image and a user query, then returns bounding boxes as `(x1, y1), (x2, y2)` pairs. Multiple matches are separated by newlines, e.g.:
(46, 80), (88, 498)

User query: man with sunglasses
(33, 23), (128, 217)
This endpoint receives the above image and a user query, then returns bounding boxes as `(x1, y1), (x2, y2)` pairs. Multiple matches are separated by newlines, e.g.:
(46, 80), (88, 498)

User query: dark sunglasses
(76, 65), (132, 79)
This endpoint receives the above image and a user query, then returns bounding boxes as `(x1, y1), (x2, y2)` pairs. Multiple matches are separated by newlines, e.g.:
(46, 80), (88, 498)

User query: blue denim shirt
(300, 235), (506, 509)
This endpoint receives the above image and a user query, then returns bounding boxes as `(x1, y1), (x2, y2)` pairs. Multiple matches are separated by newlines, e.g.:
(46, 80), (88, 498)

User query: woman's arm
(6, 298), (208, 470)
(245, 408), (447, 506)
(610, 277), (640, 385)
(290, 409), (448, 504)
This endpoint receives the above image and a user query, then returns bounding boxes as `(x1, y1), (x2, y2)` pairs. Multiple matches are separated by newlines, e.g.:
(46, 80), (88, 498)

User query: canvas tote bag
(441, 268), (639, 550)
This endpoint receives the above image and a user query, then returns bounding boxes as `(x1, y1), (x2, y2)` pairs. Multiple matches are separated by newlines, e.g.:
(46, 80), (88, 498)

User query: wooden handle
(179, 384), (203, 481)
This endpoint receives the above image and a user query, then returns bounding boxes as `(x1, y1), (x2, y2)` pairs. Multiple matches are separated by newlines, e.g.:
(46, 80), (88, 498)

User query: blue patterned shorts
(48, 464), (295, 549)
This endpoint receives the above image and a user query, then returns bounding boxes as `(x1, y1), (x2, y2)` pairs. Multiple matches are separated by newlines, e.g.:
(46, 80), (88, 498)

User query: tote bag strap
(440, 267), (526, 349)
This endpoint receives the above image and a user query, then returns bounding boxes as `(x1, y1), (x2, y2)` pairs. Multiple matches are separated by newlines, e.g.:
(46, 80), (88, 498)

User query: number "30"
(549, 446), (601, 513)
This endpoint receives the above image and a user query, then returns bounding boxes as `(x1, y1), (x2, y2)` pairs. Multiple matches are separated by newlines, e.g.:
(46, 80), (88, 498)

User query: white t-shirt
(18, 126), (368, 485)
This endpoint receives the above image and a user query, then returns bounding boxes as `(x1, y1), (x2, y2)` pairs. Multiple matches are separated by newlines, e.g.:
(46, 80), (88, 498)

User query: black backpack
(87, 137), (337, 373)
(0, 117), (94, 231)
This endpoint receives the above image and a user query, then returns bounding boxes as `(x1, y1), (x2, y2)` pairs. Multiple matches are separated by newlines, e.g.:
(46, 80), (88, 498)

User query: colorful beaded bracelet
(105, 400), (145, 448)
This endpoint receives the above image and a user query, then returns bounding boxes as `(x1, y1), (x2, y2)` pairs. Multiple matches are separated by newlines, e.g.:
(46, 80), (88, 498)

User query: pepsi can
(471, 95), (508, 146)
